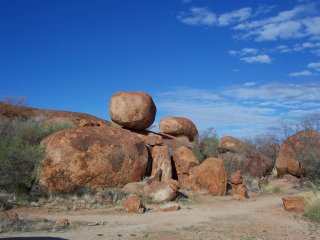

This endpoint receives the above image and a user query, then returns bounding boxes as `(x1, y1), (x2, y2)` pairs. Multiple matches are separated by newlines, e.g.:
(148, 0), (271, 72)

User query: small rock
(55, 218), (69, 227)
(282, 195), (305, 212)
(123, 195), (145, 214)
(159, 202), (180, 212)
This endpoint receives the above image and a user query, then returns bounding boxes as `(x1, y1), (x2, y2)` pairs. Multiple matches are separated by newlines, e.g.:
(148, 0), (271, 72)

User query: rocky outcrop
(282, 195), (305, 212)
(189, 157), (227, 195)
(172, 146), (199, 189)
(150, 145), (172, 181)
(0, 101), (109, 127)
(38, 126), (149, 193)
(230, 171), (248, 200)
(123, 195), (145, 214)
(109, 91), (156, 130)
(123, 179), (180, 202)
(159, 117), (198, 141)
(276, 130), (320, 178)
(218, 136), (273, 177)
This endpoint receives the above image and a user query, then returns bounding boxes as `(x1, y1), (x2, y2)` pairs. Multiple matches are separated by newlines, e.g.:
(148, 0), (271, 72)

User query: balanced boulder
(38, 126), (149, 193)
(109, 91), (156, 130)
(159, 117), (198, 141)
(189, 157), (227, 195)
(230, 171), (248, 200)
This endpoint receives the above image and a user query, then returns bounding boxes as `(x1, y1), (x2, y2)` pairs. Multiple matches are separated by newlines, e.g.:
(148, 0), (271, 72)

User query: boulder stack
(230, 171), (248, 200)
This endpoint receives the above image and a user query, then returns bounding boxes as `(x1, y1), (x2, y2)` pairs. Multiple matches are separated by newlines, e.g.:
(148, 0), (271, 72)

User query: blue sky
(1, 0), (320, 138)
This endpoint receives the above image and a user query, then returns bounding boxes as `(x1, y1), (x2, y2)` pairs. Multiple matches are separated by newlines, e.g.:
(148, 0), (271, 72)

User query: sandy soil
(1, 191), (320, 240)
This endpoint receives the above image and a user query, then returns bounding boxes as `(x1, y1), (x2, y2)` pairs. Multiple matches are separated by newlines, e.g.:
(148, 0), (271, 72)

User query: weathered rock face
(150, 145), (172, 181)
(172, 146), (199, 189)
(0, 102), (110, 127)
(123, 179), (180, 202)
(218, 136), (273, 177)
(38, 126), (149, 193)
(282, 195), (305, 212)
(276, 130), (320, 178)
(123, 195), (145, 214)
(159, 117), (198, 141)
(109, 91), (156, 130)
(189, 157), (227, 195)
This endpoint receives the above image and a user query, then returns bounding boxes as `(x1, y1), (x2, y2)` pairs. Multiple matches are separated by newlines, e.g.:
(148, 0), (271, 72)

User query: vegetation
(304, 189), (320, 222)
(192, 128), (219, 163)
(0, 117), (73, 195)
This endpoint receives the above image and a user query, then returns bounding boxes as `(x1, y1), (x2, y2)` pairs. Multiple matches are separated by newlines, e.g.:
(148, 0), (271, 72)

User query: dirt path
(1, 194), (320, 240)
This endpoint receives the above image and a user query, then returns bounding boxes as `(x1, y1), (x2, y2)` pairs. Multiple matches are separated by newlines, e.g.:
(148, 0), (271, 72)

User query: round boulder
(38, 126), (149, 193)
(159, 117), (198, 141)
(109, 91), (156, 130)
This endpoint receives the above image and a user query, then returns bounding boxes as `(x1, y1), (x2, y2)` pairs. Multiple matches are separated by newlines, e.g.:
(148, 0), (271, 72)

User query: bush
(192, 128), (219, 163)
(304, 190), (320, 221)
(0, 118), (72, 194)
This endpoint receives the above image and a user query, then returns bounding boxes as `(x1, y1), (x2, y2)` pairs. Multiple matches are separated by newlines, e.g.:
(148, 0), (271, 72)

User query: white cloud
(240, 54), (271, 64)
(243, 82), (257, 87)
(233, 4), (320, 41)
(156, 83), (320, 138)
(218, 7), (252, 26)
(177, 7), (216, 26)
(308, 62), (320, 69)
(289, 70), (313, 77)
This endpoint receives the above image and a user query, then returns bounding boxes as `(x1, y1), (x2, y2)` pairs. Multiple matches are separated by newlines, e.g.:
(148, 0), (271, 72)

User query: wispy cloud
(218, 7), (252, 26)
(156, 83), (320, 138)
(177, 7), (216, 26)
(241, 54), (272, 64)
(289, 70), (313, 77)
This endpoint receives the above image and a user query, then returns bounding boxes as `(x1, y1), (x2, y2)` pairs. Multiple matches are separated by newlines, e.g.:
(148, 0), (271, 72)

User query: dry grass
(303, 190), (320, 221)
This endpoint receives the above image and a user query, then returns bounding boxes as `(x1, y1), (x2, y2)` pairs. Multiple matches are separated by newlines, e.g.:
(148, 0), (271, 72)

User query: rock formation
(38, 125), (149, 192)
(159, 116), (198, 141)
(189, 157), (227, 195)
(109, 91), (156, 130)
(230, 171), (248, 200)
(276, 130), (320, 178)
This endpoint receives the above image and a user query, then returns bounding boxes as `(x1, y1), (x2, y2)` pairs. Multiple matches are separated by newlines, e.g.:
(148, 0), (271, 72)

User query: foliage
(304, 189), (320, 221)
(192, 128), (219, 163)
(0, 117), (73, 195)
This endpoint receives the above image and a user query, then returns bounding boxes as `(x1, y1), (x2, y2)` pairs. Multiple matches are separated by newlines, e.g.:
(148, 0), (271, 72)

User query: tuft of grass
(304, 190), (320, 221)
(264, 184), (283, 194)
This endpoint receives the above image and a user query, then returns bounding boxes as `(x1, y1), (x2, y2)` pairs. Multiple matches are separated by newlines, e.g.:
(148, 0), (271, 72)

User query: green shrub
(192, 128), (219, 163)
(304, 190), (320, 221)
(0, 118), (72, 195)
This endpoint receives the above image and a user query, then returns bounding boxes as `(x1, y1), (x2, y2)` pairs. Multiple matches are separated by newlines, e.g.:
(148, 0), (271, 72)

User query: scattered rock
(282, 195), (305, 212)
(159, 117), (198, 141)
(159, 202), (180, 212)
(123, 195), (145, 214)
(150, 145), (172, 181)
(55, 218), (69, 227)
(189, 157), (227, 195)
(122, 182), (147, 195)
(276, 130), (320, 178)
(39, 125), (149, 193)
(109, 91), (156, 130)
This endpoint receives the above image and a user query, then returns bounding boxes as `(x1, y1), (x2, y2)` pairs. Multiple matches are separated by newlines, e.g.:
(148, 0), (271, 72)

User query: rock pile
(230, 171), (248, 200)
